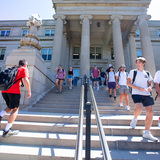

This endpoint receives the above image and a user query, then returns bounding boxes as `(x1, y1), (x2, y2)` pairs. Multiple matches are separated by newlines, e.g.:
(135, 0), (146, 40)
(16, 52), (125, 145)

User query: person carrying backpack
(127, 57), (159, 142)
(154, 70), (160, 100)
(0, 59), (31, 138)
(55, 65), (65, 94)
(116, 64), (130, 110)
(106, 66), (116, 100)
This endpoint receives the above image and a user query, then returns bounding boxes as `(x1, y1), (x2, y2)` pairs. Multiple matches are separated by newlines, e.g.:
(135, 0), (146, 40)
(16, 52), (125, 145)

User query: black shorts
(132, 95), (154, 107)
(2, 93), (21, 109)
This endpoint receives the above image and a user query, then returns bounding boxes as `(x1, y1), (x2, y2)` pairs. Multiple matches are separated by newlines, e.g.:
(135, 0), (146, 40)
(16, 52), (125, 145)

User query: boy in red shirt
(0, 59), (31, 137)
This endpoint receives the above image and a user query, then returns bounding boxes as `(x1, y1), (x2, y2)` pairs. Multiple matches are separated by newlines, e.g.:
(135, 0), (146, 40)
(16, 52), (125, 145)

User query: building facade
(0, 0), (160, 79)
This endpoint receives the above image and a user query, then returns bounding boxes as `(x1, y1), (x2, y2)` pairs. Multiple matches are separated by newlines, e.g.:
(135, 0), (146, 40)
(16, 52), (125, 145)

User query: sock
(5, 123), (13, 132)
(144, 130), (150, 134)
(0, 110), (7, 117)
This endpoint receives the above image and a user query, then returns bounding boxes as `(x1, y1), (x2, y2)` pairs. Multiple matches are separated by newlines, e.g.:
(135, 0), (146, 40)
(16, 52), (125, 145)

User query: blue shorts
(93, 78), (99, 82)
(68, 75), (73, 79)
(108, 82), (116, 89)
(132, 95), (154, 107)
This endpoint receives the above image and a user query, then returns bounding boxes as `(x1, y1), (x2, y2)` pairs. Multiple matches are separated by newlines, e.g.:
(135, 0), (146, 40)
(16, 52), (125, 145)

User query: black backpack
(0, 66), (24, 91)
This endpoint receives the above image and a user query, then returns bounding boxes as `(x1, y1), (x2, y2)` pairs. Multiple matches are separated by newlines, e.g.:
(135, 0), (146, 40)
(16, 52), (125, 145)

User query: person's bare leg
(124, 93), (129, 106)
(120, 93), (124, 103)
(8, 108), (19, 124)
(55, 79), (59, 89)
(59, 80), (63, 92)
(145, 106), (153, 131)
(134, 103), (143, 119)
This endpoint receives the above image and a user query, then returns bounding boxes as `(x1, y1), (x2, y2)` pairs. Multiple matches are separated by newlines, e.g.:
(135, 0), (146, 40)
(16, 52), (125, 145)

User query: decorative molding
(53, 14), (67, 24)
(134, 14), (151, 26)
(109, 15), (123, 25)
(80, 15), (92, 24)
(26, 14), (42, 29)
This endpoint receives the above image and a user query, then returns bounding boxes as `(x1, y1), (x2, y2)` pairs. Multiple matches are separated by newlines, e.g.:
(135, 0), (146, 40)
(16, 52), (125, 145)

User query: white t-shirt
(116, 71), (127, 85)
(107, 72), (116, 82)
(128, 69), (153, 95)
(154, 71), (160, 84)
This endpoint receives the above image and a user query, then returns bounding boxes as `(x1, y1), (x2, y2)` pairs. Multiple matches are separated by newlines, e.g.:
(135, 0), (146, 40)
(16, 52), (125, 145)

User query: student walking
(0, 59), (31, 138)
(91, 65), (100, 91)
(55, 65), (66, 94)
(68, 66), (74, 90)
(154, 70), (160, 100)
(106, 66), (116, 100)
(100, 68), (106, 87)
(116, 64), (130, 110)
(127, 57), (159, 142)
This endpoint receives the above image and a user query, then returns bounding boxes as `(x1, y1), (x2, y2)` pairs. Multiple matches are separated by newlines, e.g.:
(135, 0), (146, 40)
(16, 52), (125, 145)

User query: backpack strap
(132, 70), (137, 84)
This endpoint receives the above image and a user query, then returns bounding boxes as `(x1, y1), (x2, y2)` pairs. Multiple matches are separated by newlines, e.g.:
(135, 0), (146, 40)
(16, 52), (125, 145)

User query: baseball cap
(121, 64), (125, 68)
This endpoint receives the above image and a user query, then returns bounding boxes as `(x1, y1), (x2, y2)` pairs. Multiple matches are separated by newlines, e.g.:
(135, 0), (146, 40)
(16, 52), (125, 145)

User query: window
(111, 48), (114, 60)
(22, 30), (29, 36)
(137, 49), (142, 58)
(0, 48), (6, 60)
(73, 47), (80, 59)
(45, 30), (55, 36)
(0, 30), (10, 37)
(41, 48), (52, 61)
(90, 47), (102, 59)
(136, 30), (140, 37)
(158, 31), (160, 37)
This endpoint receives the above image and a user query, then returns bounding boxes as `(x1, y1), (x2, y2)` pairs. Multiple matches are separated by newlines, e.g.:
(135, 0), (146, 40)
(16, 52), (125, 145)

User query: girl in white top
(154, 70), (160, 99)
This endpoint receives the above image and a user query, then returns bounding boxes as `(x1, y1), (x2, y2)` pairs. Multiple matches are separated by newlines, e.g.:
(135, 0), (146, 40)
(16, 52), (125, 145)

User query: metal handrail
(75, 85), (84, 160)
(89, 85), (112, 160)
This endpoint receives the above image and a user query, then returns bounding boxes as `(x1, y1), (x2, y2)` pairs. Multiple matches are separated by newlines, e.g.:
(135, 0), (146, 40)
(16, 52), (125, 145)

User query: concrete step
(1, 120), (160, 136)
(3, 113), (160, 126)
(0, 130), (159, 150)
(28, 107), (79, 114)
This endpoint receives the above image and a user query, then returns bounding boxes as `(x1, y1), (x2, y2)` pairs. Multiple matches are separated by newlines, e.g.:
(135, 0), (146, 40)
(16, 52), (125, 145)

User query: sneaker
(143, 131), (159, 142)
(2, 128), (19, 138)
(109, 95), (112, 98)
(97, 88), (99, 91)
(59, 92), (62, 94)
(130, 118), (137, 129)
(56, 89), (59, 93)
(93, 87), (95, 89)
(119, 103), (123, 107)
(126, 105), (130, 110)
(114, 96), (116, 100)
(102, 85), (104, 87)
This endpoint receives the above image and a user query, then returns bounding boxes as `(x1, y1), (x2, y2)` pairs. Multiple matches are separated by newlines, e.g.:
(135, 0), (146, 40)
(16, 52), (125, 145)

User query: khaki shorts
(119, 85), (129, 94)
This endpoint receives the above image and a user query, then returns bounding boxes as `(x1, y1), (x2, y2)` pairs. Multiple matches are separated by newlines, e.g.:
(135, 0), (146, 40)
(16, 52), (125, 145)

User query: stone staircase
(0, 85), (160, 160)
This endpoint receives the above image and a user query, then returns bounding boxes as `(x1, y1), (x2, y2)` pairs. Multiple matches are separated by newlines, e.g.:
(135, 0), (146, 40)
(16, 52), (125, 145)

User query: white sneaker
(102, 85), (104, 87)
(93, 87), (95, 89)
(143, 131), (159, 142)
(130, 118), (137, 129)
(119, 103), (123, 107)
(97, 87), (99, 91)
(126, 105), (130, 110)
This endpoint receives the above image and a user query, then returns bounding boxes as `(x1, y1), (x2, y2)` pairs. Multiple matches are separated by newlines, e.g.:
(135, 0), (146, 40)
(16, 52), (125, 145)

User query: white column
(51, 14), (66, 74)
(129, 33), (137, 69)
(110, 15), (125, 71)
(138, 15), (156, 75)
(80, 15), (92, 78)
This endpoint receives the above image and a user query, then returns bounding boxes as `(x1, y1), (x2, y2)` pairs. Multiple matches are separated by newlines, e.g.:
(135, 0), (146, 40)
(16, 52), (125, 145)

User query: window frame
(0, 30), (11, 37)
(0, 48), (6, 60)
(72, 47), (80, 59)
(90, 46), (102, 60)
(45, 29), (55, 36)
(41, 48), (53, 61)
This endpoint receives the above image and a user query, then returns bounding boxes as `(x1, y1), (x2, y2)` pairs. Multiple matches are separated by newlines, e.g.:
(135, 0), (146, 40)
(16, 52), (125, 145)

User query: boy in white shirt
(127, 57), (158, 142)
(116, 64), (130, 110)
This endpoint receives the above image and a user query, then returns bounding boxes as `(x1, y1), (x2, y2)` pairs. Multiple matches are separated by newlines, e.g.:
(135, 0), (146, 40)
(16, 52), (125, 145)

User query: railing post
(84, 75), (88, 109)
(85, 101), (91, 160)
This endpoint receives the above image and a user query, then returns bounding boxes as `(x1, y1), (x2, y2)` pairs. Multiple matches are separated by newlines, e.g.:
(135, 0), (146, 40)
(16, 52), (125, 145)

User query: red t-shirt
(1, 67), (29, 94)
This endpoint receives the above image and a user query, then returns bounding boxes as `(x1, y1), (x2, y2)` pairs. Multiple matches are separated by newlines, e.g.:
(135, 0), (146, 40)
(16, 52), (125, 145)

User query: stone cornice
(80, 15), (93, 24)
(53, 14), (67, 24)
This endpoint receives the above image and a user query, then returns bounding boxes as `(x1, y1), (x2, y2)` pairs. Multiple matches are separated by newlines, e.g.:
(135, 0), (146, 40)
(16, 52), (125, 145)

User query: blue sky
(0, 0), (159, 20)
